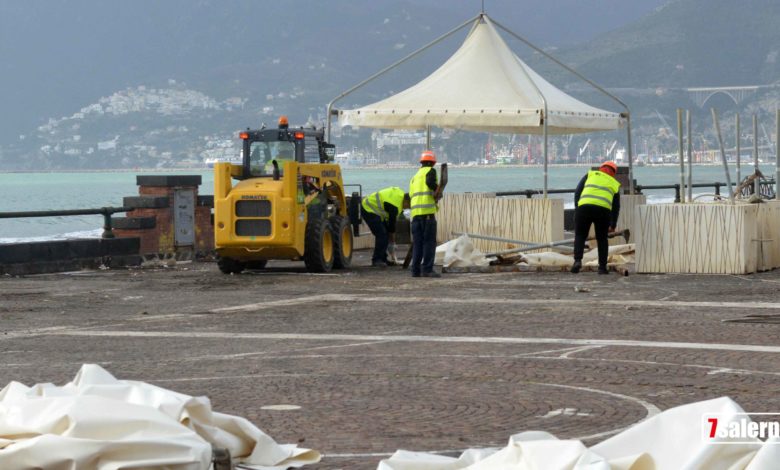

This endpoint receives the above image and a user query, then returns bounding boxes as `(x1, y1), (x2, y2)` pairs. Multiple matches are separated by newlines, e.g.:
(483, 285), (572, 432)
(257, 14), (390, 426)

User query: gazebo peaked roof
(338, 15), (625, 135)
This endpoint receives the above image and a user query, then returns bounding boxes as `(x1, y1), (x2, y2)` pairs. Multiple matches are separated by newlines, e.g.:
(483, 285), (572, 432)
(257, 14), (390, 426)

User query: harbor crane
(578, 138), (591, 163)
(606, 140), (618, 158)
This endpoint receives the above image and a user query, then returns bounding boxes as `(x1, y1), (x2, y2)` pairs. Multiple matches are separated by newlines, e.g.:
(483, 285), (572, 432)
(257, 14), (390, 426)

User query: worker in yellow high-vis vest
(361, 186), (410, 267)
(409, 150), (440, 277)
(571, 161), (621, 275)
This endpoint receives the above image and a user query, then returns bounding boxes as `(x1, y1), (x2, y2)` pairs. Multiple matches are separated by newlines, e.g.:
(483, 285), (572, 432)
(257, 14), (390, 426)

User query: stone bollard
(114, 175), (214, 260)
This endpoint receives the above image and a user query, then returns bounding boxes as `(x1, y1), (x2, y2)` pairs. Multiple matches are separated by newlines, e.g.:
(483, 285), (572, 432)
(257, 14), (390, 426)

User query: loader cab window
(248, 141), (296, 177)
(303, 135), (322, 163)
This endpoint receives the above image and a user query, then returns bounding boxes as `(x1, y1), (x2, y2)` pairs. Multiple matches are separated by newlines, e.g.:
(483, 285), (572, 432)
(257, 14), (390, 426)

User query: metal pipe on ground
(452, 232), (574, 253)
(452, 232), (535, 247)
(485, 229), (630, 257)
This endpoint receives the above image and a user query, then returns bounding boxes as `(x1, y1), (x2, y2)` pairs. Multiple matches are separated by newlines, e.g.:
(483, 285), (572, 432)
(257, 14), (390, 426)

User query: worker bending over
(362, 186), (410, 267)
(409, 150), (440, 278)
(571, 161), (621, 275)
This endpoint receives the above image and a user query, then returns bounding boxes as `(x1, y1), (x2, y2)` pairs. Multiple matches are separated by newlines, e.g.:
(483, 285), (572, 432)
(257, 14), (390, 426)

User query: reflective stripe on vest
(578, 170), (621, 210)
(410, 167), (437, 218)
(362, 187), (405, 221)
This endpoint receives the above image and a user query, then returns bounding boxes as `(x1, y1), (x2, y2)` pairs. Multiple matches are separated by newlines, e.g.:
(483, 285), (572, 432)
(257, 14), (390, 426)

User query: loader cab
(239, 116), (336, 180)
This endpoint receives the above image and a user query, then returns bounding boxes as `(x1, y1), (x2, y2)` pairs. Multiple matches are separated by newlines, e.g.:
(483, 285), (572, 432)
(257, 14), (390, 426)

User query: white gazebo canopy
(338, 15), (625, 135)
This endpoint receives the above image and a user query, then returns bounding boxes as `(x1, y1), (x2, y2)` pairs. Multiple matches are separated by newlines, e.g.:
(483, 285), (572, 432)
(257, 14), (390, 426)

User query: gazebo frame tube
(491, 18), (634, 195)
(326, 15), (480, 143)
(327, 13), (632, 196)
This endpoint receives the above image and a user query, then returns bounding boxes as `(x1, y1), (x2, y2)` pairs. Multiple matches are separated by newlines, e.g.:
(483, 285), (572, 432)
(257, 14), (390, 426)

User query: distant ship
(335, 151), (366, 167)
(204, 152), (242, 168)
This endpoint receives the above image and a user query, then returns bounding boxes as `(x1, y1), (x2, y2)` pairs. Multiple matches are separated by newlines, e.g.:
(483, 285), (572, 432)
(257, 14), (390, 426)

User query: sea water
(0, 165), (771, 242)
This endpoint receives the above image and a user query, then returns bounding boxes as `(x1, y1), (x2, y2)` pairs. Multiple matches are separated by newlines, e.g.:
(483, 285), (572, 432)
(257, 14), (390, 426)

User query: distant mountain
(6, 0), (780, 169)
(551, 0), (780, 88)
(0, 1), (663, 141)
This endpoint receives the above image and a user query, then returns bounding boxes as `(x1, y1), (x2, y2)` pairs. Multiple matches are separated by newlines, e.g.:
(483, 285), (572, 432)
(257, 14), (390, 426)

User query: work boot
(372, 260), (389, 267)
(422, 271), (441, 278)
(598, 266), (609, 275)
(570, 260), (582, 274)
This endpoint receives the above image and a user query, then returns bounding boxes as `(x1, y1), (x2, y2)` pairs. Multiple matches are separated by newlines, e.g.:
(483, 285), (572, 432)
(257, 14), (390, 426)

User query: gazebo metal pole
(776, 109), (780, 200)
(325, 14), (480, 142)
(543, 104), (549, 197)
(480, 16), (548, 196)
(736, 114), (741, 185)
(687, 109), (693, 202)
(754, 114), (760, 197)
(711, 108), (734, 202)
(492, 18), (634, 194)
(677, 109), (685, 203)
(426, 125), (431, 150)
(626, 114), (634, 194)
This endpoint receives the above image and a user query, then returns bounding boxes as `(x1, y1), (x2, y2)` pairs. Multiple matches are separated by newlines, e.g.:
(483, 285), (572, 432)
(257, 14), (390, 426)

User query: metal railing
(0, 207), (131, 239)
(494, 180), (776, 203)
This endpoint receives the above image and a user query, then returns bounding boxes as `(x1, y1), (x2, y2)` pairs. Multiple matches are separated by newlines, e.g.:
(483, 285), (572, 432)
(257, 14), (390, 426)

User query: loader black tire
(245, 260), (268, 270)
(304, 218), (334, 273)
(330, 215), (353, 269)
(217, 257), (245, 274)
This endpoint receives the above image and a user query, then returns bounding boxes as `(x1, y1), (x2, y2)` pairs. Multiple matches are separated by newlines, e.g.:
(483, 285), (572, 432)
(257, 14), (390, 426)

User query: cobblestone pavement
(2, 250), (780, 469)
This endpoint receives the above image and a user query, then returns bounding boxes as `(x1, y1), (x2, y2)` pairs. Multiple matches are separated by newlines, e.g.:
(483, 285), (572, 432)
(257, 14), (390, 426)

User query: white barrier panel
(637, 202), (780, 274)
(437, 193), (564, 252)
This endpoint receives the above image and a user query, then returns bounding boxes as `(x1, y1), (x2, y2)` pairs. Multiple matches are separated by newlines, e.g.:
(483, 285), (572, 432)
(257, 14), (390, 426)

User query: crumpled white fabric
(378, 397), (780, 470)
(582, 244), (635, 266)
(0, 364), (320, 469)
(520, 251), (575, 267)
(435, 235), (490, 268)
(520, 244), (635, 267)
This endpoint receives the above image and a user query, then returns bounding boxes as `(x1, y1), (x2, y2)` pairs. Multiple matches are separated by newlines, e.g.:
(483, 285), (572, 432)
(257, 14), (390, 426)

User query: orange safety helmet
(600, 161), (618, 176)
(420, 150), (437, 164)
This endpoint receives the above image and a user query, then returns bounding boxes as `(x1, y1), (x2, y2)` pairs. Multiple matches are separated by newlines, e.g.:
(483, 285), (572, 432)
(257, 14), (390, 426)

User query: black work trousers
(362, 209), (389, 264)
(411, 215), (437, 275)
(573, 204), (611, 269)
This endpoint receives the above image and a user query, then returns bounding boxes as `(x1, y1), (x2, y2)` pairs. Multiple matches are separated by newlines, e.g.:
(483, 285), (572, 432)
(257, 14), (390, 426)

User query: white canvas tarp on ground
(338, 16), (624, 135)
(0, 364), (320, 470)
(435, 235), (491, 268)
(378, 397), (780, 470)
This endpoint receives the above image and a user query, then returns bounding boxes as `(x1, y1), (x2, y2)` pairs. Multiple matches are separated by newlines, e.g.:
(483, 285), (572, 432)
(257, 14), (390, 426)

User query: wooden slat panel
(636, 203), (767, 274)
(437, 193), (564, 252)
(353, 222), (375, 250)
(756, 201), (780, 271)
(610, 194), (646, 246)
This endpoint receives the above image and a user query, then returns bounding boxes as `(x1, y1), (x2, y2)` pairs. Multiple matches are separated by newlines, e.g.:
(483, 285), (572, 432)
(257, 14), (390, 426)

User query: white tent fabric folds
(338, 16), (625, 134)
(377, 397), (780, 470)
(0, 364), (320, 470)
